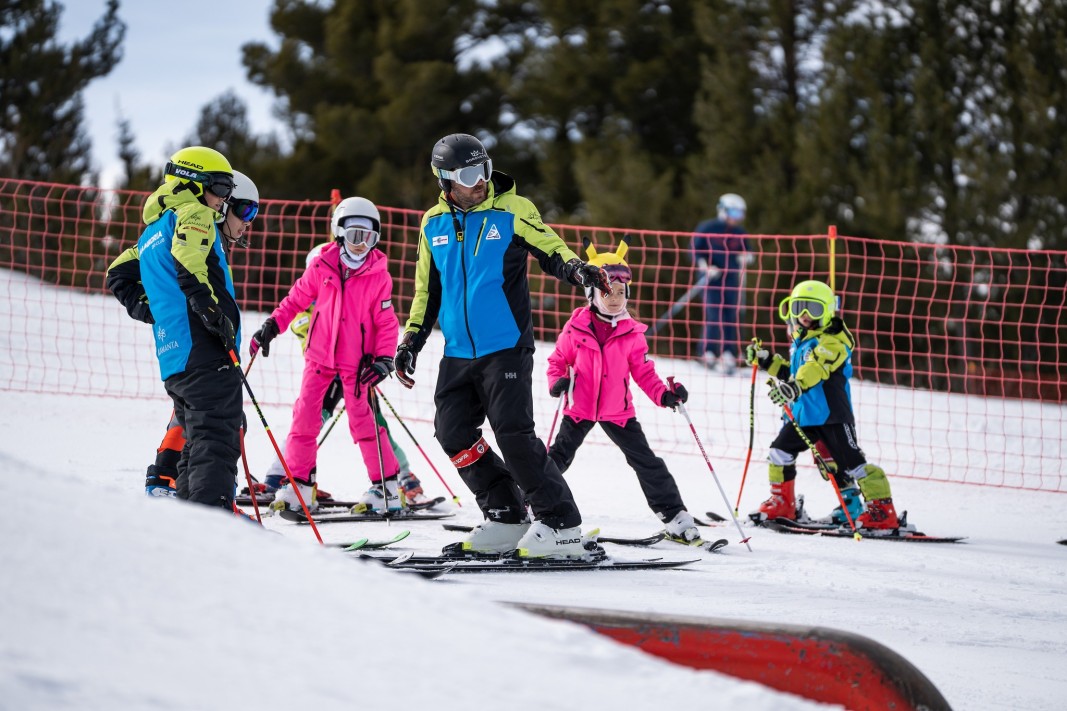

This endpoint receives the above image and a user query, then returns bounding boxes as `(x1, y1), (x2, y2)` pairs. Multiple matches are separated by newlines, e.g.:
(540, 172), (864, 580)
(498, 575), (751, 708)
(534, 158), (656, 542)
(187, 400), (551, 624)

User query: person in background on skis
(106, 146), (243, 509)
(545, 239), (702, 545)
(746, 279), (900, 529)
(249, 197), (401, 515)
(108, 169), (261, 500)
(394, 132), (611, 559)
(691, 193), (752, 374)
(250, 242), (432, 508)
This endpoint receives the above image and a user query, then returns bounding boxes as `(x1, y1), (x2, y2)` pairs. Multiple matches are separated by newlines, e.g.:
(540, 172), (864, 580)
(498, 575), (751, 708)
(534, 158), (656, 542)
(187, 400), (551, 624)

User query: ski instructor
(395, 132), (611, 560)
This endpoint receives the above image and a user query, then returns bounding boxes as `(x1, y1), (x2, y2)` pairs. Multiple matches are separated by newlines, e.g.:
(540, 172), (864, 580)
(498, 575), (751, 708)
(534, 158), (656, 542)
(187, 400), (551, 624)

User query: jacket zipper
(473, 217), (488, 257)
(458, 212), (477, 358)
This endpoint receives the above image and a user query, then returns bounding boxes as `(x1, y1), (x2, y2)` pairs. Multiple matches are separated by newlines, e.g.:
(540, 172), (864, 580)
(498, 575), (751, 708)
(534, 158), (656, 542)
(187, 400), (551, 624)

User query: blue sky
(58, 0), (285, 188)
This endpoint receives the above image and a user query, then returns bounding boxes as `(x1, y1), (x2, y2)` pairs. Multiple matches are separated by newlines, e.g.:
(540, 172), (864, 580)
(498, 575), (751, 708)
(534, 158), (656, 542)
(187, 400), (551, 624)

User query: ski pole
(229, 348), (323, 544)
(317, 405), (346, 447)
(770, 385), (860, 539)
(545, 366), (572, 452)
(667, 377), (753, 551)
(239, 426), (263, 524)
(733, 338), (760, 515)
(374, 386), (463, 507)
(368, 387), (400, 515)
(652, 271), (711, 333)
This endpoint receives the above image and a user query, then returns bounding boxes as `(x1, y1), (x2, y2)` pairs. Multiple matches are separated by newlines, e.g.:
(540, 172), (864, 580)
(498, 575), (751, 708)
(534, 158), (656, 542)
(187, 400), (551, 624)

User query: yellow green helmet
(778, 279), (835, 327)
(163, 146), (235, 199)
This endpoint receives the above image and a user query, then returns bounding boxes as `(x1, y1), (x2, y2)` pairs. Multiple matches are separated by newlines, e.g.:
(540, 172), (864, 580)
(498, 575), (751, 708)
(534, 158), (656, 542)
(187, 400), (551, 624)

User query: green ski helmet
(778, 280), (835, 328)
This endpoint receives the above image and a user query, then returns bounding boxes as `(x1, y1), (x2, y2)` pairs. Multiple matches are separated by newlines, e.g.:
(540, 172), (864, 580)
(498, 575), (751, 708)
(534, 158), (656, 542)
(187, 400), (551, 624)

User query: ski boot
(662, 510), (702, 545)
(399, 471), (431, 507)
(824, 485), (864, 526)
(515, 521), (602, 560)
(749, 480), (796, 524)
(350, 478), (402, 514)
(269, 479), (318, 513)
(449, 520), (532, 556)
(145, 473), (177, 498)
(857, 498), (900, 529)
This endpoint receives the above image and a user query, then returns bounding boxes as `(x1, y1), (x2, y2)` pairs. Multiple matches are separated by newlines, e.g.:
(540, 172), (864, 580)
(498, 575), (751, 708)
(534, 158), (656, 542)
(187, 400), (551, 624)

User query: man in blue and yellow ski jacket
(394, 133), (610, 557)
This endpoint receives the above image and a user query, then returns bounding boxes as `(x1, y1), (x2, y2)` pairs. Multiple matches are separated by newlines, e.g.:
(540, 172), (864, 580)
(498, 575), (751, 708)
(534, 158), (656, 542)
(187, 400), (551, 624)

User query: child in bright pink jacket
(249, 197), (401, 514)
(546, 240), (703, 545)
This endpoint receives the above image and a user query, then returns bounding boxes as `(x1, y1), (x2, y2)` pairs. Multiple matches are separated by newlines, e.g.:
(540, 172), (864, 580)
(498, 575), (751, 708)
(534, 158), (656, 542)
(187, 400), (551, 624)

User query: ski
(701, 511), (727, 523)
(329, 530), (411, 551)
(1057, 540), (1066, 546)
(354, 554), (453, 579)
(662, 535), (729, 553)
(241, 495), (446, 512)
(278, 509), (454, 525)
(440, 523), (666, 548)
(763, 518), (966, 543)
(357, 552), (699, 574)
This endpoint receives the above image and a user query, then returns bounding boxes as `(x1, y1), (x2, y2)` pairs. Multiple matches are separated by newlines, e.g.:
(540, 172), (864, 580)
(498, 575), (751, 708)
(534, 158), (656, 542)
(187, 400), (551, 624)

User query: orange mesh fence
(1, 178), (1064, 492)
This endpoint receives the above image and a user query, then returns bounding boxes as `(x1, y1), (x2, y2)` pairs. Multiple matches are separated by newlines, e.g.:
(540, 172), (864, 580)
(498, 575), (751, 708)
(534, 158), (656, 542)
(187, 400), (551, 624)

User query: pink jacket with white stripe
(271, 244), (398, 370)
(546, 307), (669, 426)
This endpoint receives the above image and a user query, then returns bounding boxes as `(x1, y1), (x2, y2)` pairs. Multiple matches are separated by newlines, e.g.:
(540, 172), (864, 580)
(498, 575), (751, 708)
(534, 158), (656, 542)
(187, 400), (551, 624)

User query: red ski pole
(239, 427), (262, 524)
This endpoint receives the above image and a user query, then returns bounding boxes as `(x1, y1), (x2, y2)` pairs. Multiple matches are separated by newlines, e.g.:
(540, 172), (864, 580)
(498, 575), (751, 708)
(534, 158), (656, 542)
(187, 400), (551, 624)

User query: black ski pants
(434, 347), (581, 529)
(549, 415), (686, 520)
(771, 421), (866, 488)
(164, 358), (243, 508)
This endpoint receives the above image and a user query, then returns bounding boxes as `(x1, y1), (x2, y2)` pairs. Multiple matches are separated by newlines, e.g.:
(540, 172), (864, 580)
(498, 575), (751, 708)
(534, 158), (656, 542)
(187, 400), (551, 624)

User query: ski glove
(565, 259), (612, 296)
(189, 295), (236, 353)
(767, 378), (803, 407)
(549, 377), (570, 398)
(745, 341), (770, 367)
(250, 317), (279, 357)
(395, 332), (419, 389)
(660, 381), (689, 409)
(359, 355), (395, 387)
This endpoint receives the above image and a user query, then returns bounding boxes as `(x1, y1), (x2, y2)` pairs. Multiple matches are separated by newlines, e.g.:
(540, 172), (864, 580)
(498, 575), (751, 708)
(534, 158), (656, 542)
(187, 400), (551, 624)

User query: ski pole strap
(450, 436), (490, 469)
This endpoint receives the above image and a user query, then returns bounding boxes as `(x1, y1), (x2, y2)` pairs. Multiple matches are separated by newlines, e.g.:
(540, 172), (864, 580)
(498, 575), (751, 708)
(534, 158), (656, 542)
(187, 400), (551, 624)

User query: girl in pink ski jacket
(545, 241), (703, 544)
(249, 197), (401, 513)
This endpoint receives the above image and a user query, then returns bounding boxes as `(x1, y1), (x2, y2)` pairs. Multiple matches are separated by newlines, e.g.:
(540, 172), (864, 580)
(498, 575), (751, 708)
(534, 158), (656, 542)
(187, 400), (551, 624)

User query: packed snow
(1, 272), (1065, 710)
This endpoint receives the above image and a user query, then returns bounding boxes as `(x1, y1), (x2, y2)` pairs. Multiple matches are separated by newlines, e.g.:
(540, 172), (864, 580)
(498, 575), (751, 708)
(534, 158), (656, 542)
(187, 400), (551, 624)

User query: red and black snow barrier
(513, 603), (951, 711)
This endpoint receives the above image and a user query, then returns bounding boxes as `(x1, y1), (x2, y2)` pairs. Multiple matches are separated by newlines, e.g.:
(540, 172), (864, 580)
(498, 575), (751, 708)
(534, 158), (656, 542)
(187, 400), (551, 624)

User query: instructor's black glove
(660, 381), (689, 409)
(189, 295), (235, 353)
(565, 259), (611, 296)
(359, 355), (395, 387)
(549, 377), (570, 398)
(250, 317), (279, 357)
(394, 332), (419, 389)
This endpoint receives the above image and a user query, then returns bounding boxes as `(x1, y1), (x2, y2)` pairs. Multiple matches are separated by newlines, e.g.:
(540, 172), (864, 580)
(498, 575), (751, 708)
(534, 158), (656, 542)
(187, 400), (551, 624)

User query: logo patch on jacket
(381, 299), (392, 310)
(432, 234), (449, 247)
(485, 224), (502, 241)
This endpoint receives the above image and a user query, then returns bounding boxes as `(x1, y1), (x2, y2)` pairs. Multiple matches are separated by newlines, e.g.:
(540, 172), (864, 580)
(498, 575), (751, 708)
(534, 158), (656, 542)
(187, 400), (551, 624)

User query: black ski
(278, 509), (454, 525)
(662, 535), (729, 553)
(440, 523), (666, 548)
(701, 511), (727, 523)
(1057, 539), (1066, 546)
(241, 495), (446, 511)
(358, 553), (698, 574)
(763, 518), (966, 543)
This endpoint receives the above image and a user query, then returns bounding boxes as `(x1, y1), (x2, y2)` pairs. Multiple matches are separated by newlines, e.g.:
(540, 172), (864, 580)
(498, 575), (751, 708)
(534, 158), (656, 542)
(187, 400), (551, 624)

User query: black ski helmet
(431, 133), (489, 192)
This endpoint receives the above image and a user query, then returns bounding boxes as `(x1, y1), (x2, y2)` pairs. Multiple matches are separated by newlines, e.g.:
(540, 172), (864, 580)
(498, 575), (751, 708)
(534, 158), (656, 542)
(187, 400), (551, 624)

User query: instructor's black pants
(434, 348), (581, 529)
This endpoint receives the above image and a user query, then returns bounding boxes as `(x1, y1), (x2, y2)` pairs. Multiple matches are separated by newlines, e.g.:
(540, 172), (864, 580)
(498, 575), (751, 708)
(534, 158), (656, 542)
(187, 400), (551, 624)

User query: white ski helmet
(331, 196), (382, 250)
(220, 169), (260, 246)
(717, 193), (747, 221)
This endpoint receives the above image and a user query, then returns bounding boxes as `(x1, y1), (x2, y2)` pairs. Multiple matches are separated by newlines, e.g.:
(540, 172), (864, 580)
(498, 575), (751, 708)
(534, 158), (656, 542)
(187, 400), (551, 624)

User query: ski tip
(704, 511), (727, 522)
(854, 531), (863, 541)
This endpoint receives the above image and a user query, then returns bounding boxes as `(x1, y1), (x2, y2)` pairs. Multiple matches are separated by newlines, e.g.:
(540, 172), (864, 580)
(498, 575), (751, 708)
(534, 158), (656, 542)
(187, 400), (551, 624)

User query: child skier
(545, 238), (702, 545)
(746, 279), (900, 529)
(253, 242), (432, 508)
(249, 196), (402, 513)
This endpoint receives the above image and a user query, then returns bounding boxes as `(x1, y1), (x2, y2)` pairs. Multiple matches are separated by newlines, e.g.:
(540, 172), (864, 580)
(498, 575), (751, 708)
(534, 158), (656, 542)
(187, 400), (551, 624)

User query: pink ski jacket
(271, 244), (398, 370)
(547, 307), (669, 426)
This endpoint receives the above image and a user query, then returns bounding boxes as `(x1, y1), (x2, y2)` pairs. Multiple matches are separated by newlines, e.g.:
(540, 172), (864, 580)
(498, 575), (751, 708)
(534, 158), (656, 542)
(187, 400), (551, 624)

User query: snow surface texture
(1, 275), (1065, 710)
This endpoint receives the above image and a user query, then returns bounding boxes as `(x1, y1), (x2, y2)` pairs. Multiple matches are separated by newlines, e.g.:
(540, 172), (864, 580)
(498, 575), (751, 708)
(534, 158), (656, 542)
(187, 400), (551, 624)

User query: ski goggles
(601, 264), (632, 284)
(164, 162), (235, 198)
(723, 206), (745, 221)
(779, 297), (828, 322)
(226, 197), (260, 222)
(342, 226), (380, 250)
(433, 159), (493, 188)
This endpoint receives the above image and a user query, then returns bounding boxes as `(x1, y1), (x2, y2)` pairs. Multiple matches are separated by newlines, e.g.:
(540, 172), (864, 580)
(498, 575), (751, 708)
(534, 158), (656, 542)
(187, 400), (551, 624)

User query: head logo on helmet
(430, 133), (492, 192)
(778, 279), (835, 328)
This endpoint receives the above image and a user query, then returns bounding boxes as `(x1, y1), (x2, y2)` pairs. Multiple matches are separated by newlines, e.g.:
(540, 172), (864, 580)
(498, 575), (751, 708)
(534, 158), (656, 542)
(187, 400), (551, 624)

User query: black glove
(660, 381), (689, 409)
(130, 296), (154, 325)
(395, 332), (419, 389)
(565, 259), (611, 296)
(549, 377), (570, 398)
(768, 378), (802, 407)
(359, 355), (395, 387)
(250, 317), (279, 357)
(189, 295), (235, 353)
